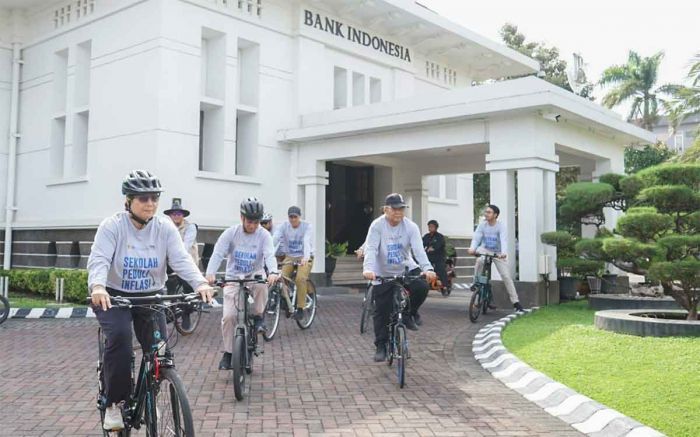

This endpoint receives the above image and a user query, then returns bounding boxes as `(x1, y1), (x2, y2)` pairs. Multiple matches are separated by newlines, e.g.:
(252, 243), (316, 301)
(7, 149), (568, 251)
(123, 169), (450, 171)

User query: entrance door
(326, 163), (374, 253)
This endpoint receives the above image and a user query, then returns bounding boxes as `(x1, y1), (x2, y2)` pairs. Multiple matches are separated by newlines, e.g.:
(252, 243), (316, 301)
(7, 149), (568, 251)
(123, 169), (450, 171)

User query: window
(425, 59), (457, 86)
(444, 174), (457, 200)
(333, 67), (348, 109)
(427, 176), (440, 198)
(370, 77), (381, 103)
(201, 28), (226, 100)
(428, 175), (458, 201)
(352, 72), (365, 106)
(238, 38), (259, 107)
(235, 111), (258, 176)
(54, 0), (95, 29)
(674, 133), (685, 153)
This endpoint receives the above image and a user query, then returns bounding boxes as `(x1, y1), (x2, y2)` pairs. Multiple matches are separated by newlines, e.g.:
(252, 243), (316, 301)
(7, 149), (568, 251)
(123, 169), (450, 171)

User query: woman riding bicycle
(87, 170), (213, 431)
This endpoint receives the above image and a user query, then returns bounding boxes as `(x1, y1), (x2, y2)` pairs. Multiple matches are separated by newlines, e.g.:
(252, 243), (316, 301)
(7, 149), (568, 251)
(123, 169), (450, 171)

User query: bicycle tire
(174, 302), (202, 336)
(149, 367), (195, 437)
(295, 281), (317, 330)
(360, 286), (373, 334)
(468, 289), (482, 323)
(396, 324), (407, 388)
(245, 331), (254, 375)
(387, 326), (395, 367)
(0, 294), (9, 325)
(232, 335), (246, 401)
(263, 289), (281, 342)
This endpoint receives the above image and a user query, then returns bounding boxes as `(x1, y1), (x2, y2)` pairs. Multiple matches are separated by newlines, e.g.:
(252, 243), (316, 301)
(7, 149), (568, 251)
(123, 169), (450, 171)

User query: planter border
(472, 309), (665, 437)
(595, 309), (700, 337)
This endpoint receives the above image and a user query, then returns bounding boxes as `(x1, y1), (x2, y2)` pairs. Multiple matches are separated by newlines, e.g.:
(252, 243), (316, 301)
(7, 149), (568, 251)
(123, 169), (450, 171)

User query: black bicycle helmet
(240, 197), (264, 220)
(121, 170), (164, 195)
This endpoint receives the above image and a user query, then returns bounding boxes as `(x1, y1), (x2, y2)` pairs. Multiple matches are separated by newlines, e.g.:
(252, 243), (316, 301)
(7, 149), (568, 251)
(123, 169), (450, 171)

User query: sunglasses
(169, 211), (184, 217)
(132, 194), (160, 203)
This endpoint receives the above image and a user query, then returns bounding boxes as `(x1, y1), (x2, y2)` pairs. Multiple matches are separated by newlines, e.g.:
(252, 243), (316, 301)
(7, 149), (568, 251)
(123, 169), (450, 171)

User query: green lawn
(6, 291), (73, 308)
(502, 300), (699, 437)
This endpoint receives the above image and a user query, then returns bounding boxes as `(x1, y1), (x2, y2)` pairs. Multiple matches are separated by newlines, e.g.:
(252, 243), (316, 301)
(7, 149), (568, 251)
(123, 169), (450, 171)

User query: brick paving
(0, 290), (581, 436)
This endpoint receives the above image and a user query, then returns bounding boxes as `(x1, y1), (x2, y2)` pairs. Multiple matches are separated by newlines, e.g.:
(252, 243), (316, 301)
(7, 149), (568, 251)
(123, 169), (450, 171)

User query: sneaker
(253, 316), (266, 334)
(487, 303), (497, 310)
(103, 404), (124, 431)
(373, 343), (387, 362)
(292, 308), (304, 321)
(412, 312), (423, 326)
(469, 283), (477, 291)
(403, 315), (419, 331)
(514, 302), (525, 312)
(218, 352), (232, 370)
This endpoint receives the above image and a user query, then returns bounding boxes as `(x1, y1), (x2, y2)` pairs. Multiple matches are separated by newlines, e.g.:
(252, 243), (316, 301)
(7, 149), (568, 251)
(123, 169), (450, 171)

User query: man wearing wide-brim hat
(164, 198), (200, 268)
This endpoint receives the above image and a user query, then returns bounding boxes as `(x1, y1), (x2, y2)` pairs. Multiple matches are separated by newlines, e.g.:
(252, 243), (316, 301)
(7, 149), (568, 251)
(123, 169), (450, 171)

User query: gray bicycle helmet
(240, 197), (264, 220)
(261, 212), (272, 223)
(121, 170), (164, 195)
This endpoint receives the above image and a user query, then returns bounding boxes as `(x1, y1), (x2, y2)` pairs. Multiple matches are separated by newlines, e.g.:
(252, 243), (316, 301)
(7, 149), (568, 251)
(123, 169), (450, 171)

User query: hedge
(0, 268), (88, 304)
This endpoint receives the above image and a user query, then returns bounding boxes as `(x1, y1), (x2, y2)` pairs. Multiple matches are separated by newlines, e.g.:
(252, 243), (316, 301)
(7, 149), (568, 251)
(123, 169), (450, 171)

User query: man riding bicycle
(205, 198), (279, 370)
(87, 170), (213, 431)
(362, 193), (436, 362)
(468, 204), (524, 313)
(273, 206), (314, 321)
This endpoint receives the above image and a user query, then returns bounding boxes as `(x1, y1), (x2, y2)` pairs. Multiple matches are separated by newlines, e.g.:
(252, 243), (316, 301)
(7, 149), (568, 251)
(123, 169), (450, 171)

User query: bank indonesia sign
(303, 10), (412, 63)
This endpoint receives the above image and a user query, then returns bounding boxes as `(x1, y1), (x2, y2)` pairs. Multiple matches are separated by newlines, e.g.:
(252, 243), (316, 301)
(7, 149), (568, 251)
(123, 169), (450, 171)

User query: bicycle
(468, 253), (497, 323)
(359, 282), (374, 335)
(215, 277), (267, 401)
(164, 274), (203, 336)
(89, 292), (208, 436)
(263, 261), (317, 340)
(0, 293), (9, 325)
(375, 268), (422, 389)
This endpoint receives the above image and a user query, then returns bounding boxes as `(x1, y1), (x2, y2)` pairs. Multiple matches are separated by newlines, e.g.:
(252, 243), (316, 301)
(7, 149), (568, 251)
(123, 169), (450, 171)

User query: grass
(6, 291), (74, 308)
(502, 300), (699, 437)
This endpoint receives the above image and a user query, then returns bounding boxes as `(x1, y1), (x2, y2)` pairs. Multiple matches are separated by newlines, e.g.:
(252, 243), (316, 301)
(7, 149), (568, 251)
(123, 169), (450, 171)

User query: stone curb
(5, 287), (353, 320)
(472, 309), (666, 437)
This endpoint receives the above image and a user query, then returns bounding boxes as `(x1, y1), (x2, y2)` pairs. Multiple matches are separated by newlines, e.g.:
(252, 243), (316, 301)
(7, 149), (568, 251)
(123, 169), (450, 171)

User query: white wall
(426, 174), (473, 238)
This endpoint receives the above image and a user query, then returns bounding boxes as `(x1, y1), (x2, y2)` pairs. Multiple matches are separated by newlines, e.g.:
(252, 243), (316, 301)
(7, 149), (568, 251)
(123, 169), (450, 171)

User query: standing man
(273, 206), (314, 321)
(468, 204), (524, 312)
(362, 193), (436, 362)
(423, 220), (448, 294)
(205, 198), (279, 370)
(164, 198), (200, 330)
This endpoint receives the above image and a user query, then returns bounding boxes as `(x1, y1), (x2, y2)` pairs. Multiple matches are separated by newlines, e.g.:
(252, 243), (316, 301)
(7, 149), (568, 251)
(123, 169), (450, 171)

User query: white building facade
(0, 0), (654, 305)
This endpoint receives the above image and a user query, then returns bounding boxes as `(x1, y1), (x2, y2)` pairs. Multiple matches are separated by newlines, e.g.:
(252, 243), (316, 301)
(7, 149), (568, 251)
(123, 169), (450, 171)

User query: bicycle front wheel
(174, 302), (202, 336)
(295, 281), (317, 330)
(396, 324), (407, 388)
(360, 287), (373, 334)
(145, 367), (194, 437)
(0, 294), (9, 325)
(263, 289), (281, 342)
(232, 335), (246, 401)
(468, 288), (482, 323)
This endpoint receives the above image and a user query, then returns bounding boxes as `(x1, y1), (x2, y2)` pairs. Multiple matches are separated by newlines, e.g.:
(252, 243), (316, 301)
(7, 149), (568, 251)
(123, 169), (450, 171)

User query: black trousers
(372, 268), (429, 346)
(95, 304), (167, 405)
(429, 256), (448, 288)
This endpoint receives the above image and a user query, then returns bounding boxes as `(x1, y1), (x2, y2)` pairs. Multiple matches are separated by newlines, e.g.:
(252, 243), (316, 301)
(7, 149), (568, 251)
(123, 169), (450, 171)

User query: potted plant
(325, 240), (348, 278)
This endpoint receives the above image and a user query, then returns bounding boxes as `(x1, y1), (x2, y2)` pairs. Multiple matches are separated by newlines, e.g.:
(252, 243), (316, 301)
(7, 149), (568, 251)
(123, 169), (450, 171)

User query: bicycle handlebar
(85, 291), (216, 307)
(214, 277), (268, 287)
(374, 274), (424, 283)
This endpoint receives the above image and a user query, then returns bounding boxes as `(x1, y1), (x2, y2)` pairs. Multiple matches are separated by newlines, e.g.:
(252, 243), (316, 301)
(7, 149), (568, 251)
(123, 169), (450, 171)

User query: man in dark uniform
(423, 220), (448, 295)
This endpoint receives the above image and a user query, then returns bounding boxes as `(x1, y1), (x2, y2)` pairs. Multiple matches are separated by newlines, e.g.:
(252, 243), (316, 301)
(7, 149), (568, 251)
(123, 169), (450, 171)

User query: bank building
(0, 0), (655, 305)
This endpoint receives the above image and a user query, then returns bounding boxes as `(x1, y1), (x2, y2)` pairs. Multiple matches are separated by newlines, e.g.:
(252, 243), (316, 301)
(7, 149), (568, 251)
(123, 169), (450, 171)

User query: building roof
(279, 76), (657, 145)
(307, 0), (540, 80)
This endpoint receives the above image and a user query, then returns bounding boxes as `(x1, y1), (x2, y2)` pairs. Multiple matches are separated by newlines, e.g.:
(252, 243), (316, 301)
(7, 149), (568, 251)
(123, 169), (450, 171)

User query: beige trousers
(221, 283), (268, 353)
(473, 249), (520, 304)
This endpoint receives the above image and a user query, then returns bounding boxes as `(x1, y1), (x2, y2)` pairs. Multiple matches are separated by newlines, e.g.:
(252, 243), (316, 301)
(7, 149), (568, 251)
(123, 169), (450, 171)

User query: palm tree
(662, 53), (700, 129)
(599, 50), (665, 130)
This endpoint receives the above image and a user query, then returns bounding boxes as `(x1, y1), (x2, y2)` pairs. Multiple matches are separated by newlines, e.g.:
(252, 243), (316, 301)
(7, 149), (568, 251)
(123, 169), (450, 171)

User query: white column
(489, 170), (516, 279)
(403, 181), (428, 233)
(543, 169), (557, 280)
(517, 169), (545, 282)
(463, 173), (474, 234)
(298, 168), (328, 275)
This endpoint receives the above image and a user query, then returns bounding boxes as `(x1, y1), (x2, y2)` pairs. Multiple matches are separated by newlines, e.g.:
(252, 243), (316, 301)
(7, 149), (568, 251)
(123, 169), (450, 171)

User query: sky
(420, 0), (700, 117)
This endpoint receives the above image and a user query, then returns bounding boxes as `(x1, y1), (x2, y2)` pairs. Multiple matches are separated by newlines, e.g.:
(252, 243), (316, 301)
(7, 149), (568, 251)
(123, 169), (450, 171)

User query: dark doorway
(326, 163), (374, 253)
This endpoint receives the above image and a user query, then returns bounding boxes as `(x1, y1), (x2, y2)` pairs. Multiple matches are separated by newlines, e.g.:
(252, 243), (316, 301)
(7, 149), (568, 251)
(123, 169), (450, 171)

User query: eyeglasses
(169, 211), (184, 217)
(132, 194), (160, 203)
